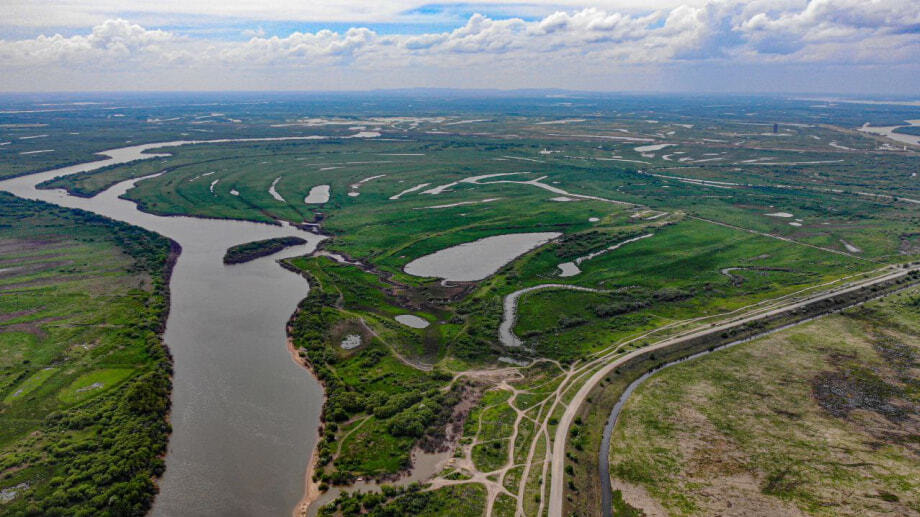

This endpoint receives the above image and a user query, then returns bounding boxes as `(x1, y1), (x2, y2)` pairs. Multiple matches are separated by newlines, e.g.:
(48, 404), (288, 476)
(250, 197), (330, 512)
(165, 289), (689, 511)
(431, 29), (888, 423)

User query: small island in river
(223, 236), (307, 264)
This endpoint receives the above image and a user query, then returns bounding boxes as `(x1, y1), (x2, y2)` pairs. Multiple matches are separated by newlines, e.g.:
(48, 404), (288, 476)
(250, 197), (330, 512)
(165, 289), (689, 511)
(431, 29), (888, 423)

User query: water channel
(0, 141), (327, 516)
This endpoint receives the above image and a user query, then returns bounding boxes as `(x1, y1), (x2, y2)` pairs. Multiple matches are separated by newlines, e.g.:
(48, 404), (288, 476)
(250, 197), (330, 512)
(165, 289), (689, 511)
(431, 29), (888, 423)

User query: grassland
(284, 256), (464, 485)
(606, 290), (920, 516)
(70, 113), (912, 516)
(4, 94), (919, 517)
(0, 192), (175, 516)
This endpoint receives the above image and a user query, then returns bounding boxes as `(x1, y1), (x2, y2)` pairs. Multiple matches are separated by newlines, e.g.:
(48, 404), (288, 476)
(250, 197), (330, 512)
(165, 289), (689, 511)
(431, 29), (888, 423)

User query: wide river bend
(0, 141), (328, 516)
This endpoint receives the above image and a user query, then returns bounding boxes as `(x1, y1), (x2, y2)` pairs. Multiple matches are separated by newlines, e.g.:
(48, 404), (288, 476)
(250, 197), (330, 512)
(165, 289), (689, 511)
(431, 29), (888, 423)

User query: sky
(0, 0), (918, 94)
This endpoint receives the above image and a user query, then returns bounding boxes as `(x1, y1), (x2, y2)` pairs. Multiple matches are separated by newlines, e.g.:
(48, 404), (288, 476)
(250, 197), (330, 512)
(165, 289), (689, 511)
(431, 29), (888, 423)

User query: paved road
(547, 264), (918, 517)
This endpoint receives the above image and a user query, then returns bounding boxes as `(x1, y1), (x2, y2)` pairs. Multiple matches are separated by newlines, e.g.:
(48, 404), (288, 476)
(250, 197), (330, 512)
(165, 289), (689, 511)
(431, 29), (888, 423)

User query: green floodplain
(0, 193), (174, 516)
(1, 93), (919, 516)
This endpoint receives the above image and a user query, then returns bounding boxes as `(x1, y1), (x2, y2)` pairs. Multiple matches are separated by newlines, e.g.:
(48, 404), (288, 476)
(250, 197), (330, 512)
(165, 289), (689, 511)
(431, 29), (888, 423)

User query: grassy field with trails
(2, 93), (919, 516)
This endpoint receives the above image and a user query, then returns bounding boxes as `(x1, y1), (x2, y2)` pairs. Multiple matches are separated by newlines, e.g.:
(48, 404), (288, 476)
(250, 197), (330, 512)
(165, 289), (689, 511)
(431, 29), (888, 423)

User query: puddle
(304, 185), (331, 204)
(395, 315), (430, 329)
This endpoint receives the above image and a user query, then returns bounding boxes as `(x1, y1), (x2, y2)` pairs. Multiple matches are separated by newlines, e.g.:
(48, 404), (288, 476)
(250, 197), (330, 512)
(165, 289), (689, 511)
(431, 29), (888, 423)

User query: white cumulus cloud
(0, 1), (917, 90)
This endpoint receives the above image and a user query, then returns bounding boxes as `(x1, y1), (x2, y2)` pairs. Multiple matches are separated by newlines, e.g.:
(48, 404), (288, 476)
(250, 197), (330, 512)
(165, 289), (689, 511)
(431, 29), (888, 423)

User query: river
(0, 141), (327, 516)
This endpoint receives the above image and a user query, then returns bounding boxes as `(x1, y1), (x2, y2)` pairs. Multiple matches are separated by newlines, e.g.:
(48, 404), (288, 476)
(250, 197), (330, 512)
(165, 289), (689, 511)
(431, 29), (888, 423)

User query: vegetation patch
(222, 236), (306, 264)
(318, 482), (485, 517)
(57, 368), (136, 405)
(605, 293), (920, 516)
(0, 193), (174, 516)
(285, 256), (471, 484)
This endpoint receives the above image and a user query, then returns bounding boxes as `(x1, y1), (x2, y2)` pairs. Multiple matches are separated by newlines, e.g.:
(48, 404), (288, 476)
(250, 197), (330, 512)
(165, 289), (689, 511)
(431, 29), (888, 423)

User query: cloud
(0, 19), (177, 66)
(0, 1), (709, 28)
(0, 1), (917, 89)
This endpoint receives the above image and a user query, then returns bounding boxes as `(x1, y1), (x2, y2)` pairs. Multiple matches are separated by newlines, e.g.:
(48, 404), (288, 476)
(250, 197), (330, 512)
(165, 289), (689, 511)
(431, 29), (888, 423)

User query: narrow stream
(0, 141), (328, 516)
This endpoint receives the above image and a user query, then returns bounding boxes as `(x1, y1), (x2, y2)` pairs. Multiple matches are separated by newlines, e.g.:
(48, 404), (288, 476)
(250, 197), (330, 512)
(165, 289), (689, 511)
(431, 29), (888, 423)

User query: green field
(285, 256), (461, 483)
(4, 95), (920, 517)
(607, 290), (920, 516)
(0, 193), (174, 516)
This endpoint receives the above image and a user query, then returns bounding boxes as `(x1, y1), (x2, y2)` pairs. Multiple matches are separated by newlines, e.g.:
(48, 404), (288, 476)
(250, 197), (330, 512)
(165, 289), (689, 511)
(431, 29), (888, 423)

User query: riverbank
(280, 255), (469, 515)
(0, 194), (178, 514)
(285, 335), (326, 517)
(0, 145), (328, 516)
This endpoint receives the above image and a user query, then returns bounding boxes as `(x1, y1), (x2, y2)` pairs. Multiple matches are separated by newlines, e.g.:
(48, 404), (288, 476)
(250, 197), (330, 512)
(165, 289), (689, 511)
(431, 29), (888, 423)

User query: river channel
(0, 141), (327, 516)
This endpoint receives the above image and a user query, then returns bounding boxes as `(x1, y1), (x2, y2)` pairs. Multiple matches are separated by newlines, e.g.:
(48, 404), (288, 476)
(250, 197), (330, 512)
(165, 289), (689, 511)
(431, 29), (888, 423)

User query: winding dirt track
(547, 264), (919, 517)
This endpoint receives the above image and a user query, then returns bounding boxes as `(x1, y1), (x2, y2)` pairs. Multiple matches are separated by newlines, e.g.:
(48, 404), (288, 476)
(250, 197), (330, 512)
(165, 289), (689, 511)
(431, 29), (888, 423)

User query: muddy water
(499, 284), (603, 347)
(304, 185), (331, 204)
(858, 120), (920, 147)
(0, 141), (327, 516)
(404, 232), (560, 282)
(395, 314), (430, 329)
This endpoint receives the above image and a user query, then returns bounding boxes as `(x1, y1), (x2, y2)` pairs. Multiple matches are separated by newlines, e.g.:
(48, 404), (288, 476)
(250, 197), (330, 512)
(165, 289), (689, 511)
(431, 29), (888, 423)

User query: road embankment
(556, 265), (920, 517)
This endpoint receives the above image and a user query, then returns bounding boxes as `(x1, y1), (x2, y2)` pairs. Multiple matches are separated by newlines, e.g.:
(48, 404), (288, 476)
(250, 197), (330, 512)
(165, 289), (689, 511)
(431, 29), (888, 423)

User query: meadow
(606, 289), (920, 516)
(0, 192), (174, 516)
(3, 93), (919, 516)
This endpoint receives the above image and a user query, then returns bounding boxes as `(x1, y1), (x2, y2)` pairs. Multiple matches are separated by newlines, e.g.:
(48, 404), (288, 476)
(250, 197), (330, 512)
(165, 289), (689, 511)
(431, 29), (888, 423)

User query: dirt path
(689, 215), (871, 262)
(546, 263), (919, 516)
(357, 317), (433, 371)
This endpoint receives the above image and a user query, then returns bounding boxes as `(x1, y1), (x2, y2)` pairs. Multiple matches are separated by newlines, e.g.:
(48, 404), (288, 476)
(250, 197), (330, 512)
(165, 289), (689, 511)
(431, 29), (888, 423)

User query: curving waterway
(0, 141), (329, 516)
